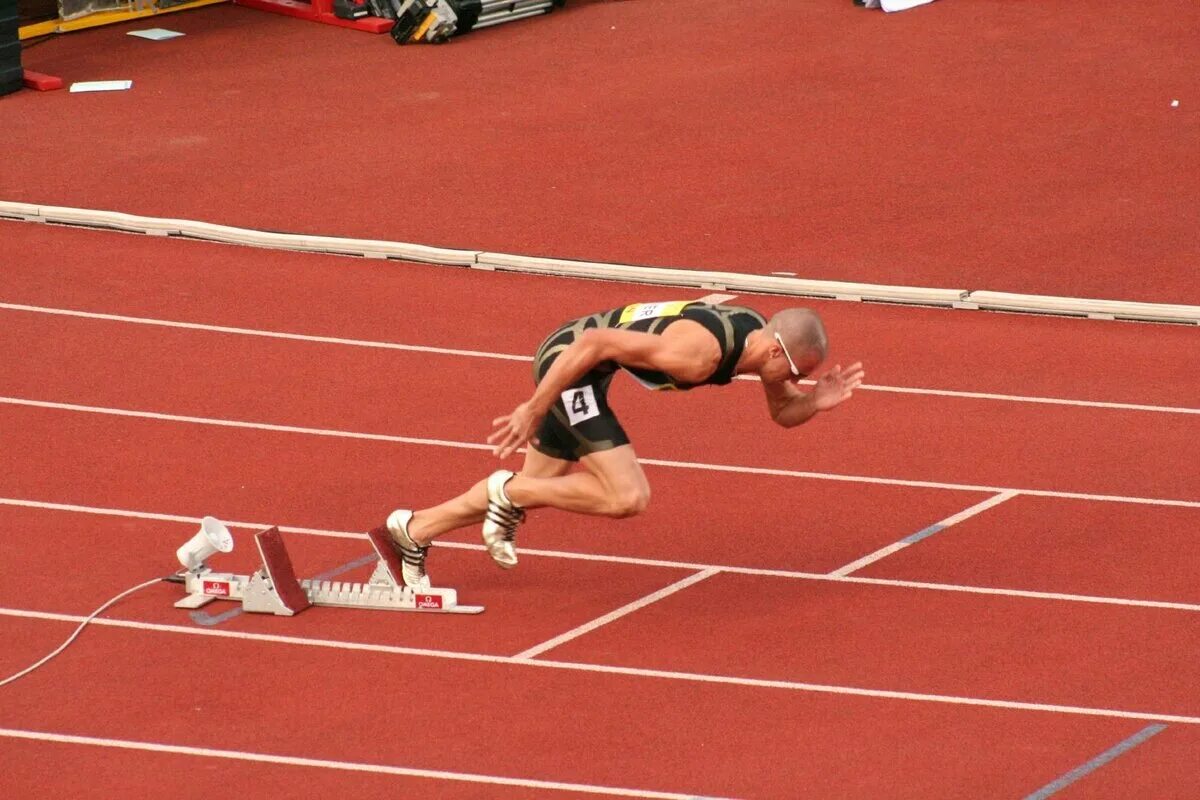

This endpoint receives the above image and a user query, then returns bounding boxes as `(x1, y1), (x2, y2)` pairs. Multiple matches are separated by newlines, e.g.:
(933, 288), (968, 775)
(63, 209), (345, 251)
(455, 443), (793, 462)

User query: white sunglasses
(774, 332), (802, 377)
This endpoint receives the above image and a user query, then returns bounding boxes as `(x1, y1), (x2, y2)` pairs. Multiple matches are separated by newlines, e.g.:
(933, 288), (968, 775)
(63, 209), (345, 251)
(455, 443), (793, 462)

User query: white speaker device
(176, 516), (234, 570)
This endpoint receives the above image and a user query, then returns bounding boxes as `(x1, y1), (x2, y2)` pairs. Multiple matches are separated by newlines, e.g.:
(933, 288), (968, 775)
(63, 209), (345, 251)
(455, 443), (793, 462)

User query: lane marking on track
(0, 728), (717, 799)
(4, 494), (1200, 613)
(3, 607), (1199, 726)
(3, 301), (1197, 416)
(0, 302), (532, 362)
(749, 378), (1200, 416)
(829, 491), (1019, 577)
(1021, 724), (1168, 799)
(2, 396), (1198, 509)
(694, 293), (739, 304)
(0, 396), (496, 450)
(0, 497), (367, 541)
(514, 568), (721, 659)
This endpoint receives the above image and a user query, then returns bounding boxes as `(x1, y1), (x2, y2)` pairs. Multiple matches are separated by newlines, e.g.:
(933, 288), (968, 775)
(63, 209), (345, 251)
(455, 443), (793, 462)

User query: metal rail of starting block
(389, 0), (563, 45)
(174, 526), (483, 615)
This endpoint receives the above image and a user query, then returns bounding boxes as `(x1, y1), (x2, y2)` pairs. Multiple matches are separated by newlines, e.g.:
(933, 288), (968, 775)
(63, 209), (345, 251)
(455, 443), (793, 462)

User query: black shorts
(530, 328), (629, 462)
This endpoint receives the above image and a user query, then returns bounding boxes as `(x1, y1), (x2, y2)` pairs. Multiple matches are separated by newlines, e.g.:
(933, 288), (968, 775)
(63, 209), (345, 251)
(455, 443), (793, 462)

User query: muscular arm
(762, 361), (866, 429)
(528, 322), (719, 415)
(488, 321), (720, 457)
(761, 379), (819, 429)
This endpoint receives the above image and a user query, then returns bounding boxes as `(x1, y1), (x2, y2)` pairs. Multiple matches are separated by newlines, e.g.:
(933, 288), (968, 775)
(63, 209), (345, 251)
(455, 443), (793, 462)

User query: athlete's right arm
(487, 326), (717, 458)
(530, 327), (714, 411)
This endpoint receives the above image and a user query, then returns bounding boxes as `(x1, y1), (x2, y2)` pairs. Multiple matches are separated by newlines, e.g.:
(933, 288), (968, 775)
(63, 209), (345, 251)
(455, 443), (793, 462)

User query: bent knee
(606, 485), (650, 518)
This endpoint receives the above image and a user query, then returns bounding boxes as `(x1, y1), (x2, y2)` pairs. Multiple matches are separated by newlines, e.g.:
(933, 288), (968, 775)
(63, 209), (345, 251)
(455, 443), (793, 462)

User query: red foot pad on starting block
(255, 527), (312, 615)
(366, 525), (406, 586)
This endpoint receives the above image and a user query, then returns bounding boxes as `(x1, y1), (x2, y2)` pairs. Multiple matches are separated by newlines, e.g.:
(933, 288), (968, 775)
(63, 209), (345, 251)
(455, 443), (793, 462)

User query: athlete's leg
(400, 443), (646, 546)
(394, 341), (640, 573)
(476, 445), (649, 569)
(504, 444), (650, 518)
(405, 447), (573, 545)
(387, 443), (648, 584)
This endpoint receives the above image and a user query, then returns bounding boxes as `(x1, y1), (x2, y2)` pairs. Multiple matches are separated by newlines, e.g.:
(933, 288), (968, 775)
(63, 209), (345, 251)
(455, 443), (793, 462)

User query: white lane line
(732, 373), (1200, 415)
(0, 396), (495, 452)
(3, 301), (1197, 416)
(514, 568), (721, 660)
(2, 396), (1198, 509)
(632, 455), (1198, 509)
(812, 573), (1200, 613)
(0, 302), (532, 362)
(3, 607), (1199, 726)
(695, 293), (739, 304)
(829, 491), (1019, 577)
(0, 728), (714, 799)
(0, 497), (368, 540)
(5, 495), (1200, 613)
(835, 382), (1200, 416)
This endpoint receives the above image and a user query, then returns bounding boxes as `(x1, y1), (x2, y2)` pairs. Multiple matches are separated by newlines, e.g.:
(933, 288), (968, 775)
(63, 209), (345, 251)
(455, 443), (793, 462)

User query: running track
(9, 1), (1200, 302)
(1, 222), (1198, 797)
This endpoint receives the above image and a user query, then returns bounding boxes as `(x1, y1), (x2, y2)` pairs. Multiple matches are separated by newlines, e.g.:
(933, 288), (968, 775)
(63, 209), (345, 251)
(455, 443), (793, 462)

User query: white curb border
(4, 201), (1197, 325)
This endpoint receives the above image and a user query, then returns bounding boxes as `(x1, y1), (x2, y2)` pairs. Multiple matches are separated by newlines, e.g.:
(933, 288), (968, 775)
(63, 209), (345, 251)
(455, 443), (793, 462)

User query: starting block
(174, 526), (483, 615)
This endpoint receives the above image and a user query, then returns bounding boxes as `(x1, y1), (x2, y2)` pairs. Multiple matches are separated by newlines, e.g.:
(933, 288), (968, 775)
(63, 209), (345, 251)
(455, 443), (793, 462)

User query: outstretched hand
(812, 362), (865, 411)
(487, 401), (543, 460)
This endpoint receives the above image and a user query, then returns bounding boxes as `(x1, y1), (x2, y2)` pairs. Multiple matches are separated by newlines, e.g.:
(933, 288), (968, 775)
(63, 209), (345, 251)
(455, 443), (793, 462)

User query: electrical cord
(0, 574), (183, 688)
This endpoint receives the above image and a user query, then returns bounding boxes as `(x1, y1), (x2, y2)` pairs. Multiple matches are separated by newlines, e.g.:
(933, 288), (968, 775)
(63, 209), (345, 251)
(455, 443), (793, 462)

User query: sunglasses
(774, 332), (802, 377)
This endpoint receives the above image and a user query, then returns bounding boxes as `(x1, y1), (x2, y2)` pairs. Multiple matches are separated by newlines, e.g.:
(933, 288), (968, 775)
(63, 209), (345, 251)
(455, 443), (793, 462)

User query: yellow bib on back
(617, 301), (692, 325)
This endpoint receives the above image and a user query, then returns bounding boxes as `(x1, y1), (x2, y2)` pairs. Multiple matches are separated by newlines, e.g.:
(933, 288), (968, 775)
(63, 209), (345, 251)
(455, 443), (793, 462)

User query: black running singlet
(533, 301), (767, 391)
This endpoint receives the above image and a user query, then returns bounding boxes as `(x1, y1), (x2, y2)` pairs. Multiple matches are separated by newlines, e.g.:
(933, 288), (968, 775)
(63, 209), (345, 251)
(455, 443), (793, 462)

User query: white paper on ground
(127, 28), (185, 40)
(69, 81), (134, 93)
(882, 0), (935, 11)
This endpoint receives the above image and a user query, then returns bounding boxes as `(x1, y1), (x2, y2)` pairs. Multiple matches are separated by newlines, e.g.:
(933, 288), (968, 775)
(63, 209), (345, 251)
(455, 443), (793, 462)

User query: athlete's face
(764, 341), (823, 384)
(787, 348), (824, 383)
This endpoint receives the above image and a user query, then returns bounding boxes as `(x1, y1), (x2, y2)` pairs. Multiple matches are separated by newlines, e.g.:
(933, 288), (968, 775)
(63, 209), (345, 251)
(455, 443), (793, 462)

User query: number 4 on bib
(562, 385), (600, 426)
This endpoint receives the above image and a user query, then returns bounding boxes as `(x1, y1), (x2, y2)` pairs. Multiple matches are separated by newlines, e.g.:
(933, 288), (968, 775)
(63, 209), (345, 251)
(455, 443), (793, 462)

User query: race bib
(618, 301), (691, 325)
(562, 385), (600, 426)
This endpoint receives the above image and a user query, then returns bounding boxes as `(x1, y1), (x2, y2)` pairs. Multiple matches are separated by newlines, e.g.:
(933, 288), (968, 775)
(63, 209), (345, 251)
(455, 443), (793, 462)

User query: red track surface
(1, 223), (1198, 797)
(6, 1), (1200, 302)
(0, 617), (1175, 799)
(0, 739), (604, 800)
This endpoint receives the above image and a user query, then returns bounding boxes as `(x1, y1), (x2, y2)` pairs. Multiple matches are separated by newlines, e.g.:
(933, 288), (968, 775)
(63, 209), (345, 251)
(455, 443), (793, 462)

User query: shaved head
(765, 308), (828, 361)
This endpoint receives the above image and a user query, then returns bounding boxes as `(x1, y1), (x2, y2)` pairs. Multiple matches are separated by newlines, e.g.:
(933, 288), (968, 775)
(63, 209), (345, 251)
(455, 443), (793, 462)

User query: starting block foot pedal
(366, 525), (408, 586)
(242, 527), (312, 616)
(365, 526), (484, 614)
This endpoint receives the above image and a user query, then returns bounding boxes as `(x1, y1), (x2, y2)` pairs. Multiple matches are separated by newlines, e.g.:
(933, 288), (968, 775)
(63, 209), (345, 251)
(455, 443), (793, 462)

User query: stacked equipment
(0, 0), (20, 96)
(385, 0), (564, 44)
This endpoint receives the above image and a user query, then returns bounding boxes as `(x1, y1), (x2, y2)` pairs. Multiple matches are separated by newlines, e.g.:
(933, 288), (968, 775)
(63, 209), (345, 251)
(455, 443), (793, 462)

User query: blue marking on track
(188, 605), (244, 627)
(901, 523), (947, 545)
(1023, 724), (1168, 799)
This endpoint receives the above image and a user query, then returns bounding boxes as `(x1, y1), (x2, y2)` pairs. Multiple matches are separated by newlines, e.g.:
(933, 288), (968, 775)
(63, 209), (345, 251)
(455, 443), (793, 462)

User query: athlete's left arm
(762, 362), (865, 428)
